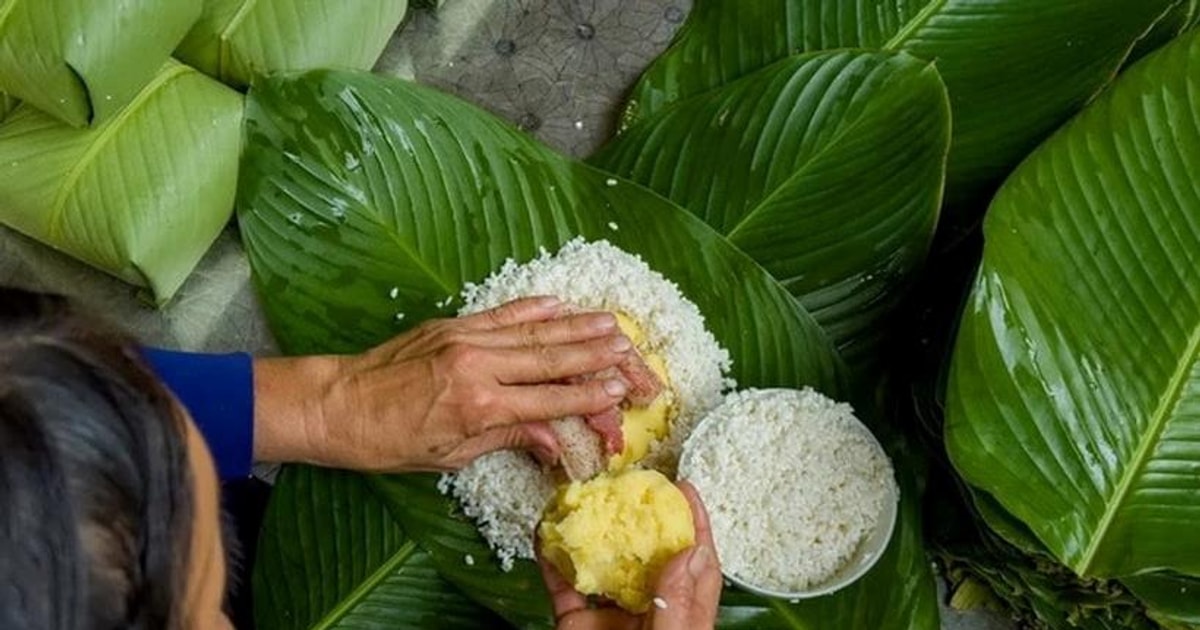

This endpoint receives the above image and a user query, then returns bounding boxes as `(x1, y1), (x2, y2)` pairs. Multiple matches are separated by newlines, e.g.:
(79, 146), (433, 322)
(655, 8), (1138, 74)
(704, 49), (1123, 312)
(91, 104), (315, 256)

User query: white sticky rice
(440, 238), (732, 569)
(679, 388), (897, 592)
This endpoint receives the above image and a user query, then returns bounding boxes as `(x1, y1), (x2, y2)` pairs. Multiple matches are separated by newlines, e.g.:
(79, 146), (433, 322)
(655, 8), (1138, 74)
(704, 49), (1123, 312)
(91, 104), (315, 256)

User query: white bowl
(677, 389), (900, 600)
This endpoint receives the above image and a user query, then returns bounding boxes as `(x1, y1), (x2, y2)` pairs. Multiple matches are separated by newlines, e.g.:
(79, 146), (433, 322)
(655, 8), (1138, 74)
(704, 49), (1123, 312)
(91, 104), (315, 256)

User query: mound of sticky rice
(440, 238), (731, 569)
(679, 388), (897, 592)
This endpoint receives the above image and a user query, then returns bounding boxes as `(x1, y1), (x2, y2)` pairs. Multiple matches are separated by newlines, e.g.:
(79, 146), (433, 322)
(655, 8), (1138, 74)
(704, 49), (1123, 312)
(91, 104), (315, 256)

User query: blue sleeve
(142, 348), (255, 481)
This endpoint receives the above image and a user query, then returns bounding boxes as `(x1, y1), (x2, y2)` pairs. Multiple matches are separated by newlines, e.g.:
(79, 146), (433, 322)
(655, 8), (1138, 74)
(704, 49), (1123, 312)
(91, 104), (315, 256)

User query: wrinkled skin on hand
(253, 296), (636, 472)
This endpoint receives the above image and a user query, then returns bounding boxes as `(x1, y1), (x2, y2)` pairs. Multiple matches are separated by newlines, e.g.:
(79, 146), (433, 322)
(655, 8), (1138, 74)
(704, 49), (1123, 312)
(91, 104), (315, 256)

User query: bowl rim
(677, 387), (900, 600)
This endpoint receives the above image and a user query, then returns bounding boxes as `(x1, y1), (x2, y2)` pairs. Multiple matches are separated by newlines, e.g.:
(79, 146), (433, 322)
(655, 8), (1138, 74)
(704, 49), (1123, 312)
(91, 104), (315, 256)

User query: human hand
(253, 296), (634, 471)
(538, 481), (723, 630)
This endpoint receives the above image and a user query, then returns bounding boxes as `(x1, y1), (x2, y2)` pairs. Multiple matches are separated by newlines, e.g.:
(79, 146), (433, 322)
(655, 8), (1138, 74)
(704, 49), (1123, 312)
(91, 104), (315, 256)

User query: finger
(678, 481), (724, 620)
(677, 482), (716, 551)
(449, 423), (560, 467)
(458, 297), (563, 330)
(648, 546), (700, 630)
(488, 310), (620, 348)
(560, 609), (641, 630)
(491, 336), (631, 385)
(536, 542), (589, 618)
(487, 380), (628, 429)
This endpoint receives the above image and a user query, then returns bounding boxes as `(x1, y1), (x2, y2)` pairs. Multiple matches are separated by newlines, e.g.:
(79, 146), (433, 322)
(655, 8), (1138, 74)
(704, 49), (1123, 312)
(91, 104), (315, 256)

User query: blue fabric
(142, 348), (254, 481)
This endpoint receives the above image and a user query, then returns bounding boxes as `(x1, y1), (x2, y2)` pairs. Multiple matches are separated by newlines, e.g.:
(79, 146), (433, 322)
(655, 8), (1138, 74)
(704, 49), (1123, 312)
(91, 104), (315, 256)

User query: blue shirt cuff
(142, 348), (255, 481)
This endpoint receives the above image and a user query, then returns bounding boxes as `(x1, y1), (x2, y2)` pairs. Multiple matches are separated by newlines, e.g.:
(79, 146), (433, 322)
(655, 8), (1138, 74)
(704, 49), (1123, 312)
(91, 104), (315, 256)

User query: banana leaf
(1124, 573), (1200, 628)
(1, 93), (16, 121)
(592, 50), (949, 366)
(1129, 0), (1199, 63)
(0, 61), (243, 304)
(945, 28), (1200, 577)
(254, 465), (505, 629)
(238, 69), (937, 628)
(0, 0), (201, 127)
(175, 0), (409, 90)
(625, 0), (1175, 217)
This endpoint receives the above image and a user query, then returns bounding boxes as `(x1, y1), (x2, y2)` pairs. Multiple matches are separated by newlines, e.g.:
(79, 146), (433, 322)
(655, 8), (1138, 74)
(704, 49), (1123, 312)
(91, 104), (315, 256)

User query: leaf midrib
(1080, 318), (1200, 573)
(881, 0), (948, 51)
(725, 62), (937, 242)
(45, 63), (190, 242)
(217, 0), (256, 81)
(311, 539), (420, 629)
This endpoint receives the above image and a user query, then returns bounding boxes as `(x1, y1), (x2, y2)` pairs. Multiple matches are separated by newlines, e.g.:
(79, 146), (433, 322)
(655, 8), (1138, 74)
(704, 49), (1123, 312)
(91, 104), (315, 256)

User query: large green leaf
(0, 0), (200, 127)
(1124, 573), (1200, 627)
(946, 28), (1200, 577)
(236, 69), (844, 393)
(0, 61), (242, 303)
(592, 50), (949, 364)
(238, 70), (939, 628)
(254, 465), (504, 629)
(175, 0), (408, 90)
(627, 0), (1174, 214)
(1130, 0), (1199, 63)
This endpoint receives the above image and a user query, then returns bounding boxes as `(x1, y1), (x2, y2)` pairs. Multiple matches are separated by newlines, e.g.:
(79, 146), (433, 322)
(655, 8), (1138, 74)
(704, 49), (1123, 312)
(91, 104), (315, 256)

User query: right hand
(539, 481), (723, 629)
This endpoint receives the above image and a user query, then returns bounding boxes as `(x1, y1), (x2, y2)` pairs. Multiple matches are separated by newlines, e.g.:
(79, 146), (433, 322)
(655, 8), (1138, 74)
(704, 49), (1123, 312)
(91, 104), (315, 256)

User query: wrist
(253, 354), (345, 465)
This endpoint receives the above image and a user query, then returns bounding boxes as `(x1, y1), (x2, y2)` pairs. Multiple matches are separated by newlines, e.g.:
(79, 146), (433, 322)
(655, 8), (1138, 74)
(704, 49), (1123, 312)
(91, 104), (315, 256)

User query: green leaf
(1129, 0), (1198, 63)
(0, 0), (200, 127)
(627, 0), (1174, 214)
(592, 50), (949, 364)
(254, 465), (504, 629)
(1, 92), (17, 121)
(175, 0), (409, 89)
(370, 474), (554, 629)
(236, 69), (948, 628)
(0, 61), (242, 303)
(1124, 573), (1200, 627)
(946, 29), (1200, 577)
(236, 69), (845, 394)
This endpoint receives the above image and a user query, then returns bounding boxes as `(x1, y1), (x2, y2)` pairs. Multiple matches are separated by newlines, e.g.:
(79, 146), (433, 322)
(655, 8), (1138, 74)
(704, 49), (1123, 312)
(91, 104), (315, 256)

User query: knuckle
(443, 342), (481, 370)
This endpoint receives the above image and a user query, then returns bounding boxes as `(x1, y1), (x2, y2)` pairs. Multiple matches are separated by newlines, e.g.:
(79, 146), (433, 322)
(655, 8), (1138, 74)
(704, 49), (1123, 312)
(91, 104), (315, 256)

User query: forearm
(252, 354), (344, 466)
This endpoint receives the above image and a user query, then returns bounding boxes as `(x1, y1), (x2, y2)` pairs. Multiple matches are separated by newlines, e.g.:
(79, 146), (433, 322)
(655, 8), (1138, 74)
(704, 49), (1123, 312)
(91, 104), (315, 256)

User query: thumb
(648, 543), (715, 630)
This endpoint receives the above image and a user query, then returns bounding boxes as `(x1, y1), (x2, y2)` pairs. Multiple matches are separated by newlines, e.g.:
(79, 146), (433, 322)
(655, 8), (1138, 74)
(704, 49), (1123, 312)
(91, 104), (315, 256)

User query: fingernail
(609, 335), (632, 352)
(535, 296), (561, 310)
(688, 545), (711, 578)
(591, 313), (617, 332)
(603, 379), (627, 397)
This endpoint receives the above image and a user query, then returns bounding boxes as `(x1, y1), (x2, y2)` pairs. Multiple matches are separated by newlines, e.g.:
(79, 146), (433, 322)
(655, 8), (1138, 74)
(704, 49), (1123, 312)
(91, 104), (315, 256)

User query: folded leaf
(0, 61), (242, 304)
(176, 0), (409, 89)
(946, 29), (1200, 577)
(254, 466), (504, 629)
(627, 0), (1174, 214)
(0, 0), (200, 127)
(593, 50), (949, 364)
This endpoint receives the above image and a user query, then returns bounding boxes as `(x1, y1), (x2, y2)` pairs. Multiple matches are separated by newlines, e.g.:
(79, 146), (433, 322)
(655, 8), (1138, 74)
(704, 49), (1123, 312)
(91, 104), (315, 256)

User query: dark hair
(0, 288), (193, 629)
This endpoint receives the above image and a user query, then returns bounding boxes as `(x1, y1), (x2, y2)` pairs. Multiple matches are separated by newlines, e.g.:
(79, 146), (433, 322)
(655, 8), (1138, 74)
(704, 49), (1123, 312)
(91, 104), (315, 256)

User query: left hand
(252, 297), (633, 471)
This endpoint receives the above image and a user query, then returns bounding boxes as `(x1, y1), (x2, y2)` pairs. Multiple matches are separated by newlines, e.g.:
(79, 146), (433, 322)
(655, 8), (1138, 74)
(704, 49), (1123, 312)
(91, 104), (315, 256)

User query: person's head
(0, 287), (231, 629)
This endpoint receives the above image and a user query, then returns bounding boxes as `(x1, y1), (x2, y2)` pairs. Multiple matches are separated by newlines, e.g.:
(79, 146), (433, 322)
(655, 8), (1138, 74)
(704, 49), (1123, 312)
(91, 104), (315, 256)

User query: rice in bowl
(440, 238), (732, 569)
(678, 388), (898, 594)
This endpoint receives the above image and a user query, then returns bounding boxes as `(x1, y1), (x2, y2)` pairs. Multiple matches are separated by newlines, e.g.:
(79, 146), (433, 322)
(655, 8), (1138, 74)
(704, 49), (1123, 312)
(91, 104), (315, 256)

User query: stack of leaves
(946, 26), (1200, 629)
(238, 1), (1200, 629)
(0, 0), (407, 303)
